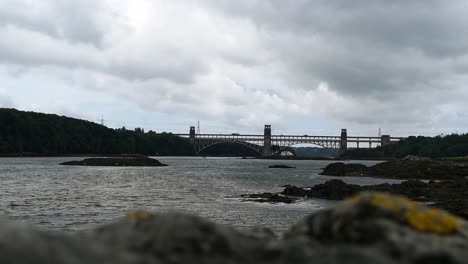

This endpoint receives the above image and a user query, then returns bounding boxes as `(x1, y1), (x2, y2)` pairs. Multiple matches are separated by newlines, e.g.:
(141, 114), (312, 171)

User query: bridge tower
(262, 125), (272, 156)
(339, 129), (348, 154)
(381, 135), (391, 146)
(189, 126), (196, 144)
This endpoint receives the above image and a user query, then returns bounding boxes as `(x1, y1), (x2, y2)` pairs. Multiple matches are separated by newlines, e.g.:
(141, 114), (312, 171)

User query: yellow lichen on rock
(404, 207), (461, 234)
(344, 194), (361, 203)
(370, 193), (413, 212)
(127, 210), (157, 222)
(346, 192), (462, 235)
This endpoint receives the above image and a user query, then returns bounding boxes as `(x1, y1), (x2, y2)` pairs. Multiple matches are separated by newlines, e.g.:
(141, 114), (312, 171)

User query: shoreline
(0, 153), (190, 158)
(0, 153), (393, 160)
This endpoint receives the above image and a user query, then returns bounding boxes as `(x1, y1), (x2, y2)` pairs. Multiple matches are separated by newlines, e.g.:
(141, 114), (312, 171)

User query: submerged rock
(2, 193), (468, 263)
(268, 165), (296, 169)
(241, 193), (298, 204)
(60, 155), (168, 167)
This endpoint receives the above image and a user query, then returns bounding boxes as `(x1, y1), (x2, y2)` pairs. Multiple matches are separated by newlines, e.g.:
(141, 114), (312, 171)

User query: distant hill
(0, 108), (192, 156)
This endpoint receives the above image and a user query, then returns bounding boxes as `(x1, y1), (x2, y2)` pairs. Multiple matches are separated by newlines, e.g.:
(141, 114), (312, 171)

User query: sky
(1, 0), (468, 136)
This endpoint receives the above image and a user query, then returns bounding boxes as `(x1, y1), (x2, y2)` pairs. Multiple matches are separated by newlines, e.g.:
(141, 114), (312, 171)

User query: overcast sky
(1, 0), (468, 136)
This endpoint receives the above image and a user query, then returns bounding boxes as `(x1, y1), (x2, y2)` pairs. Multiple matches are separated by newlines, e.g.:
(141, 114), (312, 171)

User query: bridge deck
(175, 134), (405, 141)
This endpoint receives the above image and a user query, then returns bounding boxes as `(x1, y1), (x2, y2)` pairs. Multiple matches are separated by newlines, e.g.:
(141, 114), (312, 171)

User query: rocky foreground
(321, 156), (468, 179)
(2, 192), (468, 264)
(244, 179), (468, 219)
(60, 155), (168, 167)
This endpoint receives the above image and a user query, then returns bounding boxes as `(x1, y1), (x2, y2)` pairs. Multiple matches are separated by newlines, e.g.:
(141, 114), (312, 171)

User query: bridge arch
(195, 140), (262, 156)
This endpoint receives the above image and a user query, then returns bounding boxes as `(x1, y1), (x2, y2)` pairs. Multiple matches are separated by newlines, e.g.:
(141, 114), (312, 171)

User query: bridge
(176, 125), (405, 156)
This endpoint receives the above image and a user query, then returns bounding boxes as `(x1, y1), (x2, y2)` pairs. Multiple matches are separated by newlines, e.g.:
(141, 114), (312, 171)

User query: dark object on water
(241, 193), (297, 204)
(60, 155), (168, 167)
(269, 165), (296, 169)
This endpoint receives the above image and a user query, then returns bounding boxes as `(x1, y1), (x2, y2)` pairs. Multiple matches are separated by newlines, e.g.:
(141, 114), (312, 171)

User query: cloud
(0, 0), (468, 134)
(0, 0), (114, 46)
(0, 89), (13, 107)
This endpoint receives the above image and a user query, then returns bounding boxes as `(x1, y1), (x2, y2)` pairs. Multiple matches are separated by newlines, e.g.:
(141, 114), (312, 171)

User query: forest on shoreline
(0, 108), (192, 156)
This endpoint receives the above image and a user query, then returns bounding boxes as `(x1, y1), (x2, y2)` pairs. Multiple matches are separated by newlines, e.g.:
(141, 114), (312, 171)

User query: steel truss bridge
(176, 125), (405, 156)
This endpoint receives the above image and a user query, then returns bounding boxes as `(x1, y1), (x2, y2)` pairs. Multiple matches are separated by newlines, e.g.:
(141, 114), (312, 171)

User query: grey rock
(285, 192), (468, 264)
(402, 155), (431, 161)
(79, 211), (278, 264)
(1, 192), (467, 264)
(0, 216), (144, 264)
(320, 162), (368, 176)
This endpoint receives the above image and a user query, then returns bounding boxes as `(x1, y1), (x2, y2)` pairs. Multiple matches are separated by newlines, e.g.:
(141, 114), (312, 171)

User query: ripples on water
(0, 157), (398, 233)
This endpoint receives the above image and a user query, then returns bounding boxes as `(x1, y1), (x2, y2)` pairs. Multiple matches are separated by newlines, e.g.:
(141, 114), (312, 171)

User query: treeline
(0, 108), (192, 156)
(343, 134), (468, 159)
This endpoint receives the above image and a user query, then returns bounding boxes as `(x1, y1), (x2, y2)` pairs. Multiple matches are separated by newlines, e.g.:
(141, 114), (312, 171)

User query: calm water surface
(0, 157), (399, 233)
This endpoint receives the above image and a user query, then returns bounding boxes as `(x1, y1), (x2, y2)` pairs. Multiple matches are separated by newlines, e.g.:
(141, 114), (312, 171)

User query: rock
(241, 193), (298, 204)
(401, 155), (431, 161)
(321, 159), (468, 180)
(79, 210), (397, 263)
(283, 186), (309, 197)
(245, 179), (468, 219)
(285, 192), (468, 264)
(432, 200), (468, 219)
(60, 155), (168, 167)
(321, 162), (368, 176)
(268, 165), (296, 169)
(80, 211), (277, 263)
(0, 216), (141, 264)
(297, 179), (361, 200)
(366, 160), (468, 180)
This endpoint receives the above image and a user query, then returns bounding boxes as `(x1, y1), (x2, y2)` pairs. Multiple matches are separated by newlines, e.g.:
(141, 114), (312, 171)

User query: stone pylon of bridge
(189, 126), (196, 144)
(339, 129), (348, 155)
(262, 125), (272, 156)
(381, 135), (391, 146)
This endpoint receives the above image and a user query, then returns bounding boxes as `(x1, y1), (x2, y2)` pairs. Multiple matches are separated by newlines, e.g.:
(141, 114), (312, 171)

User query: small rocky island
(60, 155), (168, 167)
(2, 192), (468, 263)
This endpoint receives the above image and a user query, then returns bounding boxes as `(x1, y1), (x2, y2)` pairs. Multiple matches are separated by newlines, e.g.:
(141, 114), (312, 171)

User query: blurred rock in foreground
(2, 193), (468, 264)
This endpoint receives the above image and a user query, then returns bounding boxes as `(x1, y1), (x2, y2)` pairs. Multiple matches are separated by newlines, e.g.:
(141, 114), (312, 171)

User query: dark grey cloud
(0, 0), (112, 46)
(1, 0), (468, 133)
(209, 0), (468, 94)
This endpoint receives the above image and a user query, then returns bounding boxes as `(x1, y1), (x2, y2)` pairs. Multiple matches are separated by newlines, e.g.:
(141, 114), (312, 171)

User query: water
(0, 157), (400, 233)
